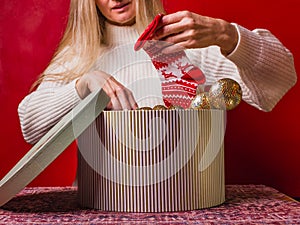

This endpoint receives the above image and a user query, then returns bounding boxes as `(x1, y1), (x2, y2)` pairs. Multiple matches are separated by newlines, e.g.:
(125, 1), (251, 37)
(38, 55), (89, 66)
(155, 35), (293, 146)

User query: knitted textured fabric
(134, 14), (206, 108)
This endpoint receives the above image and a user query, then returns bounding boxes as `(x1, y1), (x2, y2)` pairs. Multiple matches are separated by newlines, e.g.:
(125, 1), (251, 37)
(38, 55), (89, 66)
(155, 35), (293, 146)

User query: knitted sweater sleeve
(18, 78), (82, 145)
(187, 24), (297, 111)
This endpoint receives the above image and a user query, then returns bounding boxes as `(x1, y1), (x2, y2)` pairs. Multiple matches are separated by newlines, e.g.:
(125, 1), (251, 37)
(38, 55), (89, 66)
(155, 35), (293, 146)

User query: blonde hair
(32, 0), (165, 90)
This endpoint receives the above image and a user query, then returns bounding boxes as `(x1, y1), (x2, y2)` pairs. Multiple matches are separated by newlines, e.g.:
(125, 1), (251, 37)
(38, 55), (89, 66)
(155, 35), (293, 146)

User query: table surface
(0, 185), (299, 224)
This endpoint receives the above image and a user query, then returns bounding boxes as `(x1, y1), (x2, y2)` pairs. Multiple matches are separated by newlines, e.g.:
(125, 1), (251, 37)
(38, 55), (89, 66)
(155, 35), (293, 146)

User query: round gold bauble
(138, 106), (153, 110)
(153, 105), (168, 110)
(189, 93), (211, 110)
(209, 78), (242, 110)
(168, 105), (184, 110)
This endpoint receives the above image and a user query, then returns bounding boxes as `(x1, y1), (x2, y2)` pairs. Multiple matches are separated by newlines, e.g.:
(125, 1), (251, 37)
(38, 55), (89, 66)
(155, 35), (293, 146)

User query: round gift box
(77, 109), (225, 212)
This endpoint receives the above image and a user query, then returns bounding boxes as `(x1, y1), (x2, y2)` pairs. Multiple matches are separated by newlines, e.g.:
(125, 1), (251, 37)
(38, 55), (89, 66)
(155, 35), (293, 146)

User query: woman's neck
(104, 22), (139, 46)
(106, 17), (136, 26)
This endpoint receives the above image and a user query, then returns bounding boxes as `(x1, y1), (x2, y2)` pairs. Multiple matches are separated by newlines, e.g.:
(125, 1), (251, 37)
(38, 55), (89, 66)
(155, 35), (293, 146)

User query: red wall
(0, 1), (77, 186)
(0, 1), (299, 196)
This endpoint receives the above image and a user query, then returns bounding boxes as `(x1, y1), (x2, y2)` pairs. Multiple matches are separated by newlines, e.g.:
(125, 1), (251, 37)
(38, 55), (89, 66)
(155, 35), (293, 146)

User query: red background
(0, 0), (299, 197)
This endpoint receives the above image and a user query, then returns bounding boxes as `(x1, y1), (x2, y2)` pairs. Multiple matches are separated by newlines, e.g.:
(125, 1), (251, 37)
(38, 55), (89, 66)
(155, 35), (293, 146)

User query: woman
(18, 0), (297, 144)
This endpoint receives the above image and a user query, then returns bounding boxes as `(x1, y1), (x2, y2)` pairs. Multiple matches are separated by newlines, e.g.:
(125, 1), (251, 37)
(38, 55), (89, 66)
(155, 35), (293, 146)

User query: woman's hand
(76, 70), (138, 110)
(154, 11), (239, 55)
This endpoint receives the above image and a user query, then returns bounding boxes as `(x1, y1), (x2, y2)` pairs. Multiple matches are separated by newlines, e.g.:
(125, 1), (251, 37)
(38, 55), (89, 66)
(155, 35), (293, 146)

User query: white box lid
(0, 88), (109, 207)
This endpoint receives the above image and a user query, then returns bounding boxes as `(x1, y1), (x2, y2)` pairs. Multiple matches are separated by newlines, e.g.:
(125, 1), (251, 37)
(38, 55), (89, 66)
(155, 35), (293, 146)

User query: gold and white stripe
(77, 109), (225, 212)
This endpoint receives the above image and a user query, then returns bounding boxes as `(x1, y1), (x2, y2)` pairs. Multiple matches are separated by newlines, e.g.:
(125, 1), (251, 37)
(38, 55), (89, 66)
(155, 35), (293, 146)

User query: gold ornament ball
(189, 93), (211, 110)
(138, 106), (153, 110)
(168, 105), (184, 110)
(153, 105), (168, 110)
(209, 78), (242, 110)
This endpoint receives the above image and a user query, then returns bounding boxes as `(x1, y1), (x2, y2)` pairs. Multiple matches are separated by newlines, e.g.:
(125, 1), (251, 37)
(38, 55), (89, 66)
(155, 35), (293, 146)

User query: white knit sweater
(18, 22), (297, 144)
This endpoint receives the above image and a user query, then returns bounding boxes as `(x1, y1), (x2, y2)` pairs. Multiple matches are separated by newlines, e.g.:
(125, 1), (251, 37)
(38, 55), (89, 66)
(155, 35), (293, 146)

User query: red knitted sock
(134, 14), (206, 108)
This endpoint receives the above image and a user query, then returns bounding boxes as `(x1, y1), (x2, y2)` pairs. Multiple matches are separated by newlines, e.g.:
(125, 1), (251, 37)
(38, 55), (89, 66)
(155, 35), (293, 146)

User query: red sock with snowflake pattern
(134, 14), (206, 108)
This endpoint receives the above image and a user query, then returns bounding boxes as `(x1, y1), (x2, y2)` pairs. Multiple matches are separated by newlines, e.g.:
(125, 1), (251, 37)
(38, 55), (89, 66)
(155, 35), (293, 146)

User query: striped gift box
(77, 109), (225, 212)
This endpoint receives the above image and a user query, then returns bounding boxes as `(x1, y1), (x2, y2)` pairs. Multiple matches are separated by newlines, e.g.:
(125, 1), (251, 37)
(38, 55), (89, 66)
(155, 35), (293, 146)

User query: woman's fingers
(76, 71), (138, 110)
(113, 86), (133, 110)
(104, 76), (138, 110)
(102, 81), (123, 110)
(153, 11), (228, 50)
(127, 91), (139, 110)
(154, 11), (195, 40)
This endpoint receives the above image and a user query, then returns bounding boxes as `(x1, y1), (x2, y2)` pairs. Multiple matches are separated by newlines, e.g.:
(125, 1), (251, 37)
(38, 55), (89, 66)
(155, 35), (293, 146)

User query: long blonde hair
(32, 0), (165, 90)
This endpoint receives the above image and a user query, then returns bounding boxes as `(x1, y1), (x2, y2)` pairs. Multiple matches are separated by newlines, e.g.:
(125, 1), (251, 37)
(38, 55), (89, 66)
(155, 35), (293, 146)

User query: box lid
(0, 88), (109, 207)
